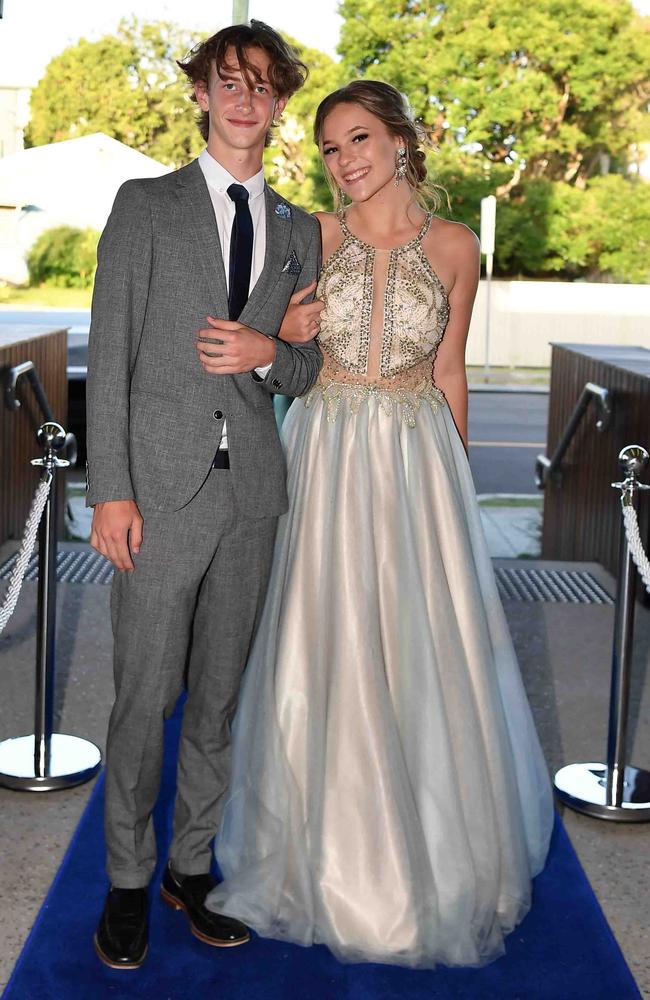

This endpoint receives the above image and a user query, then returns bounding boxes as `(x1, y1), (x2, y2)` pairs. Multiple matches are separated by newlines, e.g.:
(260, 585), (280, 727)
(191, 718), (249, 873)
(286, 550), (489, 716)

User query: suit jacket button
(213, 409), (223, 420)
(272, 379), (282, 389)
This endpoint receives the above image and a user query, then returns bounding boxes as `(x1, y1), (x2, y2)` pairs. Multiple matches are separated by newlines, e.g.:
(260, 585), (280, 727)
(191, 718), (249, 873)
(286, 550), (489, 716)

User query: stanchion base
(0, 734), (102, 791)
(554, 762), (650, 822)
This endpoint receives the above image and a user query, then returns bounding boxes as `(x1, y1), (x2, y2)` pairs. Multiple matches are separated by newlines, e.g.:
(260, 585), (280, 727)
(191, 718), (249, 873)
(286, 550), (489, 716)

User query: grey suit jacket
(86, 158), (322, 516)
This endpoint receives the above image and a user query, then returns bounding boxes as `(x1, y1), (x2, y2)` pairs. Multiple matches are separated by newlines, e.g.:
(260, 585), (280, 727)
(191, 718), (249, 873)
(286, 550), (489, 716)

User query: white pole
(484, 251), (493, 382)
(480, 195), (496, 382)
(232, 0), (249, 22)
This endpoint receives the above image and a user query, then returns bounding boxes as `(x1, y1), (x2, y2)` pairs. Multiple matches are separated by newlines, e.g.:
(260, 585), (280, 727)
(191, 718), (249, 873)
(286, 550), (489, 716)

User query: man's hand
(196, 317), (277, 375)
(278, 281), (324, 344)
(91, 500), (143, 572)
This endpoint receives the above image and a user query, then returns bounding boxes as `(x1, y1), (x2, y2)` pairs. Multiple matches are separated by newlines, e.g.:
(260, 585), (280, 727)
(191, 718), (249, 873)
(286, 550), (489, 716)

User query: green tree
(26, 21), (341, 204)
(26, 226), (100, 288)
(493, 180), (591, 276)
(338, 0), (650, 188)
(338, 0), (650, 281)
(264, 35), (344, 211)
(449, 174), (650, 282)
(26, 19), (203, 167)
(584, 175), (650, 283)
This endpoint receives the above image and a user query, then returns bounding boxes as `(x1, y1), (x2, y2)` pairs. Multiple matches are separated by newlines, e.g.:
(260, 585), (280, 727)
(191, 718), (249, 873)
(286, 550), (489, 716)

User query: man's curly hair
(177, 20), (308, 143)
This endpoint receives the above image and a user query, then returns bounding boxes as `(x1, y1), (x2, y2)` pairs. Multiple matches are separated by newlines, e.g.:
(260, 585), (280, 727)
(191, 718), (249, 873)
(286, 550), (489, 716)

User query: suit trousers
(104, 468), (277, 888)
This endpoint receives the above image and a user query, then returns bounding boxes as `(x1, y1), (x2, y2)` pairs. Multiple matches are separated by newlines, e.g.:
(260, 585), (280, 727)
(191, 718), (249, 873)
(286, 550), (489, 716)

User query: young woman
(205, 81), (553, 969)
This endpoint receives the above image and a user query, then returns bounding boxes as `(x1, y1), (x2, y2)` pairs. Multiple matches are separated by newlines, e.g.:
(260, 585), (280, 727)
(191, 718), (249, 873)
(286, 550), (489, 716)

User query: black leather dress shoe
(160, 863), (250, 947)
(94, 887), (148, 969)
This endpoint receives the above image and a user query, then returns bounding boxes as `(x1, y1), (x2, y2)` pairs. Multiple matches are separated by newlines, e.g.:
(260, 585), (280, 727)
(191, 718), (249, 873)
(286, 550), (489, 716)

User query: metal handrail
(5, 361), (53, 418)
(536, 381), (611, 489)
(3, 360), (77, 467)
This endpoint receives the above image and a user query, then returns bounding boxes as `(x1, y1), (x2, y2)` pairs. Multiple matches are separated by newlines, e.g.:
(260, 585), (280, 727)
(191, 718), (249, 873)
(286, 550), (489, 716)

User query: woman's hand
(279, 281), (325, 343)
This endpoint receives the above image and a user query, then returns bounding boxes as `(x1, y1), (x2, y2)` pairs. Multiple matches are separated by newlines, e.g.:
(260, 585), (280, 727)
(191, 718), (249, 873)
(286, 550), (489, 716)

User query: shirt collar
(198, 149), (265, 200)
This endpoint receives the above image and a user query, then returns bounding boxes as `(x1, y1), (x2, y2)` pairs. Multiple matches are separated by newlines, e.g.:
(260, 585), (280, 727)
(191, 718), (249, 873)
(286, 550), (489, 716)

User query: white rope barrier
(0, 473), (52, 635)
(621, 499), (650, 595)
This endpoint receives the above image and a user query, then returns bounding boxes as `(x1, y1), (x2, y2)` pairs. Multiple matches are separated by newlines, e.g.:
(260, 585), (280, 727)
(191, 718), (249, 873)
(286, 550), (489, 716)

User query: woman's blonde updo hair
(313, 80), (447, 213)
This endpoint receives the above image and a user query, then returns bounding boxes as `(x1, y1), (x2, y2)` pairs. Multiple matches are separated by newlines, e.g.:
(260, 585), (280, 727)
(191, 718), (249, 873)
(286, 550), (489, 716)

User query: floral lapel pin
(275, 202), (291, 220)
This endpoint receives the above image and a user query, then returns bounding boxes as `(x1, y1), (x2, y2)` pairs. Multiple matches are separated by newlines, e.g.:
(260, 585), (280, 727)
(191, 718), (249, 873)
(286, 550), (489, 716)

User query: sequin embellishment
(307, 213), (451, 428)
(304, 379), (447, 426)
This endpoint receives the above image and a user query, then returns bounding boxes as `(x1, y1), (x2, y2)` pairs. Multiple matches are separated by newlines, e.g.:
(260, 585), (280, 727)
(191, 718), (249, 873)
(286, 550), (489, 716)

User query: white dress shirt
(198, 149), (271, 451)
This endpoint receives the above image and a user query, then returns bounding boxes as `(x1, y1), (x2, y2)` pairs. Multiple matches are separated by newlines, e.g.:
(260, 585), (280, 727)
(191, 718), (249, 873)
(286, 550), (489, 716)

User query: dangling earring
(395, 146), (407, 186)
(338, 187), (346, 206)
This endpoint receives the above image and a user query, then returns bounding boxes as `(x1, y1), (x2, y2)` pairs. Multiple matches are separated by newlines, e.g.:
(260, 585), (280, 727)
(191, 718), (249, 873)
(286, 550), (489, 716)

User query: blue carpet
(3, 705), (641, 1000)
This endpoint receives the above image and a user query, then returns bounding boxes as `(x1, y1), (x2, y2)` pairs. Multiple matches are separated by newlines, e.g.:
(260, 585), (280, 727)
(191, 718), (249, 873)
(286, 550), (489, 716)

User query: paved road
(1, 308), (549, 495)
(468, 391), (548, 495)
(0, 309), (89, 327)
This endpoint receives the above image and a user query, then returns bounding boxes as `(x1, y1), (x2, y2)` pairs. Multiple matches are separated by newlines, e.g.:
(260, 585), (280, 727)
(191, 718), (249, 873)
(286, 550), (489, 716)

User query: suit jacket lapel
(175, 166), (292, 324)
(175, 159), (229, 311)
(238, 184), (293, 327)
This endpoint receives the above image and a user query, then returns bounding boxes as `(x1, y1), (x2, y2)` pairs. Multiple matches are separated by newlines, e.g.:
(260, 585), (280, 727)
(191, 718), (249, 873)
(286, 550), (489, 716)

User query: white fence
(466, 279), (650, 368)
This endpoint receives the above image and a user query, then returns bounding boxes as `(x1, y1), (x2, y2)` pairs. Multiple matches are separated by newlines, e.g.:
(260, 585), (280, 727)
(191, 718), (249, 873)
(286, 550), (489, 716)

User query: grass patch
(467, 366), (550, 386)
(0, 285), (92, 308)
(478, 496), (544, 508)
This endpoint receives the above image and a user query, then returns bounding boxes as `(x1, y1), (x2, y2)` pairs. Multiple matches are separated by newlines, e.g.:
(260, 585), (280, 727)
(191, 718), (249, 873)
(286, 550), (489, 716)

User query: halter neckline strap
(338, 211), (432, 252)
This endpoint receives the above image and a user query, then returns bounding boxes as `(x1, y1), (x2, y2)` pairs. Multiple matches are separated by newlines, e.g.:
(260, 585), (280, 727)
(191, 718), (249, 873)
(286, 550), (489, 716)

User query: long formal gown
(207, 213), (554, 969)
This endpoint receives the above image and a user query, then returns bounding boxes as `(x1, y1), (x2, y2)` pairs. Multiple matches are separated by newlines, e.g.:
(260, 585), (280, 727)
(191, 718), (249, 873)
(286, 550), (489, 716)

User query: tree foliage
(338, 0), (650, 186)
(264, 35), (344, 211)
(26, 226), (100, 288)
(26, 19), (203, 167)
(433, 152), (650, 282)
(338, 0), (650, 281)
(22, 9), (650, 281)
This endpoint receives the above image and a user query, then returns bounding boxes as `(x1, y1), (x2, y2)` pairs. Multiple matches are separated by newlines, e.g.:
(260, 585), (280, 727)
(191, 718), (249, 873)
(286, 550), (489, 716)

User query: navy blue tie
(227, 183), (253, 321)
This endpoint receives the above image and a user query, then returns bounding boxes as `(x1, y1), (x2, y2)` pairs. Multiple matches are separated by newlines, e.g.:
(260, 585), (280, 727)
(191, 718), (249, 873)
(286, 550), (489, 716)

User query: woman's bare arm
(430, 224), (480, 450)
(278, 212), (342, 344)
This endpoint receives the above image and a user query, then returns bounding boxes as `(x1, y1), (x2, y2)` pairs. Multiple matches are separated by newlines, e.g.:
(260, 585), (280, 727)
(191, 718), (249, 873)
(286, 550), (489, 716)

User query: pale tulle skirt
(207, 387), (554, 969)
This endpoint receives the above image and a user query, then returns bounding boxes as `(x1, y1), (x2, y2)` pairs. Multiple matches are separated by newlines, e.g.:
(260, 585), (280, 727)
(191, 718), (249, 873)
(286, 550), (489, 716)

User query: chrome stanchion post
(554, 445), (650, 821)
(0, 421), (102, 791)
(32, 423), (65, 779)
(606, 449), (645, 808)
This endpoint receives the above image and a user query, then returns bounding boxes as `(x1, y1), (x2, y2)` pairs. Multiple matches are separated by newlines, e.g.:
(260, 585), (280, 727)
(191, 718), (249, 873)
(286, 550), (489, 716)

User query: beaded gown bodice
(314, 213), (449, 394)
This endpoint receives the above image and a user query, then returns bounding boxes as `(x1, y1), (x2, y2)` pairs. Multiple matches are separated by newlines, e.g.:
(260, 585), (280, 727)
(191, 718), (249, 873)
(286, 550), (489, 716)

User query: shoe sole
(93, 933), (147, 969)
(160, 885), (250, 947)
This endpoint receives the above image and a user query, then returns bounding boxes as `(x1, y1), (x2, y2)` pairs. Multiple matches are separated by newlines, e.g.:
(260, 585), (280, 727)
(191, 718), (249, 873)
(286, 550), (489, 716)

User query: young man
(86, 21), (321, 969)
